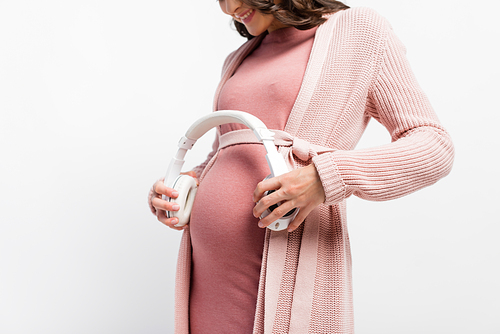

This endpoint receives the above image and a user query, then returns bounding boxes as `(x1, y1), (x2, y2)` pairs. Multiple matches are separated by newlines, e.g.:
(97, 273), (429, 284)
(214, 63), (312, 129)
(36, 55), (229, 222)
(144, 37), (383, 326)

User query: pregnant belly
(189, 143), (270, 256)
(188, 144), (270, 333)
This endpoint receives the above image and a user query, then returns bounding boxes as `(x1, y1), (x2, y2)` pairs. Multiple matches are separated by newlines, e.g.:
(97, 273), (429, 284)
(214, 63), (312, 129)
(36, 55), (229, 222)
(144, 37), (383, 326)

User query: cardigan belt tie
(218, 129), (336, 170)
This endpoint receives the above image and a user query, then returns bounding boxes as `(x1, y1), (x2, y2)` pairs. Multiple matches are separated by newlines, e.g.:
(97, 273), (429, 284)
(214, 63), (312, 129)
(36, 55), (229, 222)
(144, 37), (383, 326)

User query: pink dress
(188, 27), (317, 333)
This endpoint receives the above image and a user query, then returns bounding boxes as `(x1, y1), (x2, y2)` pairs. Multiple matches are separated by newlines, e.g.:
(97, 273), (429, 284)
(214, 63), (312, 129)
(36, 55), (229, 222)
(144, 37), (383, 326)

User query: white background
(1, 0), (499, 333)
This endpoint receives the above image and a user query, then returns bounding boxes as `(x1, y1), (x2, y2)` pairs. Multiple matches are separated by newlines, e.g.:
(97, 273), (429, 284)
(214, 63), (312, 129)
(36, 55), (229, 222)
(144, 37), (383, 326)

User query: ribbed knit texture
(150, 7), (455, 334)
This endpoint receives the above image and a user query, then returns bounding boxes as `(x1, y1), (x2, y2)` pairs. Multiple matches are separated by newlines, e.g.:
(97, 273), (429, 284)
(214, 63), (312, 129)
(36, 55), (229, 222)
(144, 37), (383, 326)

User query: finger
(253, 176), (282, 203)
(257, 200), (297, 228)
(154, 181), (180, 199)
(253, 188), (285, 219)
(156, 210), (185, 231)
(286, 205), (314, 232)
(151, 197), (181, 212)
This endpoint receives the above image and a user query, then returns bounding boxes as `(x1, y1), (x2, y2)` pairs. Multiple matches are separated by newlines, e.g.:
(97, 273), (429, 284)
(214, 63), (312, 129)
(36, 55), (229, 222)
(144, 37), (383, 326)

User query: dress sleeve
(312, 21), (455, 205)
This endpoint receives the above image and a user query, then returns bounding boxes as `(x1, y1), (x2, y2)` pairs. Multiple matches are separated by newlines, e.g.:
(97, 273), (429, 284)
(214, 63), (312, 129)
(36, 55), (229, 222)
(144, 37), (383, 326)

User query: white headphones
(163, 110), (298, 231)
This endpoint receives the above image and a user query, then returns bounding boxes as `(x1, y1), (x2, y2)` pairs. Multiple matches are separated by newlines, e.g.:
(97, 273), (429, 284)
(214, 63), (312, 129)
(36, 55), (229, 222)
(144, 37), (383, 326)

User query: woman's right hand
(149, 171), (197, 230)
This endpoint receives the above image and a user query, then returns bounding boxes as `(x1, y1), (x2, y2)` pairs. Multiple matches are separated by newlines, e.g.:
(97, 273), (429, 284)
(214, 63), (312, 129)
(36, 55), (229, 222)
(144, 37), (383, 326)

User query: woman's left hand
(252, 164), (325, 232)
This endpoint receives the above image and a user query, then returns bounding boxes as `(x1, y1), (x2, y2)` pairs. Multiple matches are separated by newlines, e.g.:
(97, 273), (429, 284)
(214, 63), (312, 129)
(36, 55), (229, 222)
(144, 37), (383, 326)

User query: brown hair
(233, 0), (349, 39)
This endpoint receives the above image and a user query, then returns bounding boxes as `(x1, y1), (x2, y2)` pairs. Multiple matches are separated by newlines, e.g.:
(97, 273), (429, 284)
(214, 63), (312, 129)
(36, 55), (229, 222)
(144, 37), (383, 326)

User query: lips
(235, 9), (254, 24)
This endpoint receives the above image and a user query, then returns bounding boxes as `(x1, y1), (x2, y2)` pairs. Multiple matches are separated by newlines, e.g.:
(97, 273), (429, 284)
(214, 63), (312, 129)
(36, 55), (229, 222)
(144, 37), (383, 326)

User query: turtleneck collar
(262, 26), (318, 45)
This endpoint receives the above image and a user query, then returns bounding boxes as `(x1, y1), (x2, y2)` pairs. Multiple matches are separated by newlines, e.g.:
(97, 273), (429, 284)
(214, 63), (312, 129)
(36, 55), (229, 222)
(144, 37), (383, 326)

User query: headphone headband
(166, 110), (288, 186)
(184, 110), (271, 141)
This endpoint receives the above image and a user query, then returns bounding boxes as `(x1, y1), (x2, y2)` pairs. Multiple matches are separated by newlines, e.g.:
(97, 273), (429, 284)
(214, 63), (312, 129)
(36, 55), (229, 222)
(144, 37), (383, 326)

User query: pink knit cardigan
(157, 7), (454, 334)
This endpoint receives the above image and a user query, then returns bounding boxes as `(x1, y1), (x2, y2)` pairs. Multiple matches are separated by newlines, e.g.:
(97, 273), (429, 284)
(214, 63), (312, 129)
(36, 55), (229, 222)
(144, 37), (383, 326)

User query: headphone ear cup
(168, 175), (198, 227)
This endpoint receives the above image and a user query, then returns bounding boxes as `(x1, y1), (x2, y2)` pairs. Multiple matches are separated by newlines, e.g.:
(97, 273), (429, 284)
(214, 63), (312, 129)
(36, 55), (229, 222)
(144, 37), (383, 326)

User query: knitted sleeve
(313, 17), (454, 205)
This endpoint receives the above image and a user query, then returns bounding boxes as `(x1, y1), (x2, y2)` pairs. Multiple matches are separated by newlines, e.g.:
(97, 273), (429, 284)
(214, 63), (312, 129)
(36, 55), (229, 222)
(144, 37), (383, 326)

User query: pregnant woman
(148, 1), (454, 333)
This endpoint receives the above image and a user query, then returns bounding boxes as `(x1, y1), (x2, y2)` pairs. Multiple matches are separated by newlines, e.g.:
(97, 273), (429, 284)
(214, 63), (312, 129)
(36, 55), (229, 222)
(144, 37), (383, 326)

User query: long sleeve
(313, 14), (454, 205)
